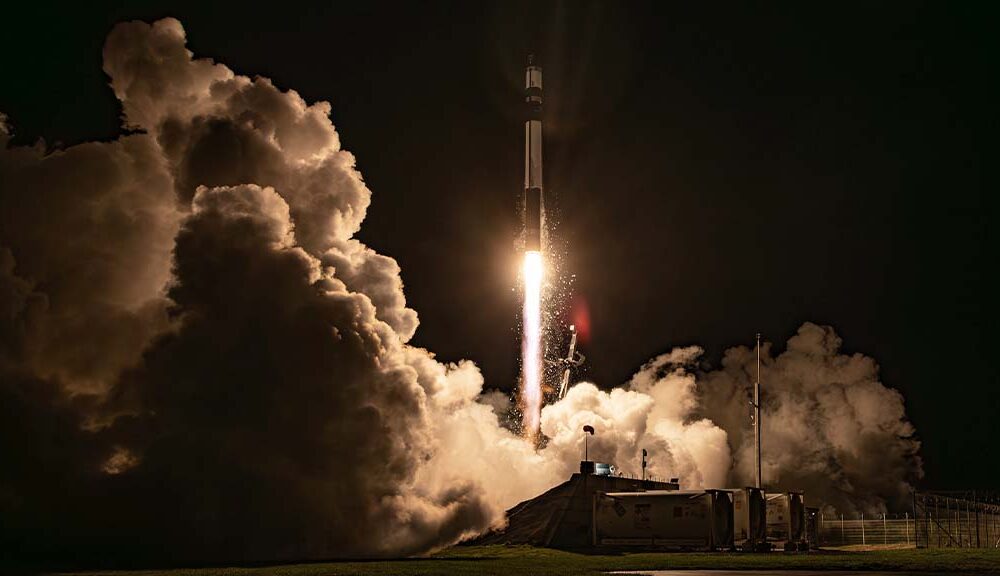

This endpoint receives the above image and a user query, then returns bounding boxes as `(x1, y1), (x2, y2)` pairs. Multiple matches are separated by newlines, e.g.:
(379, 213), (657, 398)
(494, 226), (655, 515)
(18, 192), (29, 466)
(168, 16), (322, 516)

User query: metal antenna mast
(754, 333), (762, 489)
(556, 325), (585, 400)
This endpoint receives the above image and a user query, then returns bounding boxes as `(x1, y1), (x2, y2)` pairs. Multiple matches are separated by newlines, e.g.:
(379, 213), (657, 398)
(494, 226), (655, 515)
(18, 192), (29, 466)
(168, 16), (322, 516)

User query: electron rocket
(524, 55), (543, 252)
(520, 56), (546, 440)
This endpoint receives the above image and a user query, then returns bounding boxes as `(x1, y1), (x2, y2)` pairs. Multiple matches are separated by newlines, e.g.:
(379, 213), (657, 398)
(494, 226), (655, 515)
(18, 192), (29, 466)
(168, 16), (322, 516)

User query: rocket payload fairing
(524, 56), (543, 252)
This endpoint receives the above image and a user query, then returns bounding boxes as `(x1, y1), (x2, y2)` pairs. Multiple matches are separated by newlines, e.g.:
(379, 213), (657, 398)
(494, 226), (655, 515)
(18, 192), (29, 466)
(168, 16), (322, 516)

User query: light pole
(583, 425), (594, 461)
(754, 333), (762, 489)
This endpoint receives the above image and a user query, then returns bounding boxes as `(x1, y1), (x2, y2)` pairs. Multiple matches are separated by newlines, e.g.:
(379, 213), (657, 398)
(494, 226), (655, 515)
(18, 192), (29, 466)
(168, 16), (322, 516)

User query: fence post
(905, 512), (910, 545)
(961, 497), (967, 547)
(962, 497), (968, 547)
(973, 493), (979, 548)
(963, 497), (968, 547)
(990, 501), (995, 548)
(841, 514), (845, 545)
(970, 496), (978, 548)
(990, 506), (1000, 548)
(820, 512), (824, 546)
(946, 497), (952, 547)
(995, 505), (999, 548)
(861, 512), (866, 546)
(983, 504), (988, 549)
(926, 497), (932, 548)
(957, 497), (963, 547)
(968, 497), (973, 547)
(935, 496), (940, 547)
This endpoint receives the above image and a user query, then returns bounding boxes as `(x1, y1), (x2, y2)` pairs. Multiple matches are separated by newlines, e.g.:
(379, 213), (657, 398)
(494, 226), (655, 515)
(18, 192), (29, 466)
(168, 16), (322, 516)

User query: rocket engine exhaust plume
(521, 250), (544, 439)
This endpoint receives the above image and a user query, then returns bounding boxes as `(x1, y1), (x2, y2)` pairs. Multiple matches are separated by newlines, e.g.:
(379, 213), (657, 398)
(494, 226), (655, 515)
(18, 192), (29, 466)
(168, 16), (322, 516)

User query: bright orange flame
(522, 251), (544, 441)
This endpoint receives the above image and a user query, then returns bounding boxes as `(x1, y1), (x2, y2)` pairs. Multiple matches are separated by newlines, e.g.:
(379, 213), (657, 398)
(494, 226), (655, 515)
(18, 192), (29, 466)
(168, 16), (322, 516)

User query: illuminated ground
(49, 545), (1000, 575)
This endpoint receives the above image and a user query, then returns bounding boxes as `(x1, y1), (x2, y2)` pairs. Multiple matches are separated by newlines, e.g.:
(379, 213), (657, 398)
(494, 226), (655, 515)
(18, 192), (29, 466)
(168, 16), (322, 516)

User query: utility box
(766, 491), (806, 550)
(593, 490), (734, 550)
(725, 487), (766, 550)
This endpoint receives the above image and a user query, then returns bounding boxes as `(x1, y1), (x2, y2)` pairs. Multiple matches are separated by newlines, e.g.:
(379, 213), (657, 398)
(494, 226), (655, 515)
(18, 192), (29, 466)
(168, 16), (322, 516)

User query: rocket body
(524, 57), (543, 252)
(520, 56), (545, 441)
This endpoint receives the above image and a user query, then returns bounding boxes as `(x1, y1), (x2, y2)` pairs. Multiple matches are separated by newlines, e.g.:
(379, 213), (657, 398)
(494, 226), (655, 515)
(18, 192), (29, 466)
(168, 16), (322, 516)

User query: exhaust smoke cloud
(521, 250), (544, 440)
(697, 323), (924, 514)
(0, 19), (920, 565)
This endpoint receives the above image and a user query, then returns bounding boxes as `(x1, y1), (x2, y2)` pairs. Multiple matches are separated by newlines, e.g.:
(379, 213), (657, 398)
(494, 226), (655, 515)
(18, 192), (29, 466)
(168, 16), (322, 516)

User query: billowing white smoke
(697, 323), (923, 514)
(0, 114), (180, 398)
(1, 18), (552, 562)
(0, 17), (920, 565)
(538, 347), (731, 488)
(538, 326), (922, 514)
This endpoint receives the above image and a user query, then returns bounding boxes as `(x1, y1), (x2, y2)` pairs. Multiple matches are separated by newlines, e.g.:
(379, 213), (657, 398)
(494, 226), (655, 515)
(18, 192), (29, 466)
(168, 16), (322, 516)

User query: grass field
(49, 545), (1000, 576)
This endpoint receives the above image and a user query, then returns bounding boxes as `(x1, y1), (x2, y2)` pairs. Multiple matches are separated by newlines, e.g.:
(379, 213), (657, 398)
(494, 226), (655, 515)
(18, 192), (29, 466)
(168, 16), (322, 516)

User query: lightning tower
(754, 333), (762, 488)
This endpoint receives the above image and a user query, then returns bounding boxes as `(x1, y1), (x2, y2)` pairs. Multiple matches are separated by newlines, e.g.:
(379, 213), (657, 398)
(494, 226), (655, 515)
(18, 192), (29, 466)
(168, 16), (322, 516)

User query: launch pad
(474, 468), (679, 549)
(474, 463), (810, 553)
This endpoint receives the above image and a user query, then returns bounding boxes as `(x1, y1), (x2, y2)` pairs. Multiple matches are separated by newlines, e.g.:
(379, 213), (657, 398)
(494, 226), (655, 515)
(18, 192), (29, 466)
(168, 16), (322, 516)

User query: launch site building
(479, 461), (807, 552)
(593, 490), (735, 549)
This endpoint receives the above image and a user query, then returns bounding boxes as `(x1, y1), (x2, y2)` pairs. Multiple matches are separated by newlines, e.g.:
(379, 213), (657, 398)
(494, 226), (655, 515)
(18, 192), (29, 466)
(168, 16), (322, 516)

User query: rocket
(520, 56), (546, 440)
(524, 55), (543, 252)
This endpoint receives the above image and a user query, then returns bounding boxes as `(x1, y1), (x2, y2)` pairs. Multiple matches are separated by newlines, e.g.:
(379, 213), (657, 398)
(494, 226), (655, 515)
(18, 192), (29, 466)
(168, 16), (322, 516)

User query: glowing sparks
(522, 250), (544, 440)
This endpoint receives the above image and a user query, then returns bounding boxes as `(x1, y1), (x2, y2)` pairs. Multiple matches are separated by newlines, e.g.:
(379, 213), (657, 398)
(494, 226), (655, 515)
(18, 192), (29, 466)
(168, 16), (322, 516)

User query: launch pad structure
(474, 468), (679, 549)
(555, 325), (585, 400)
(475, 462), (806, 552)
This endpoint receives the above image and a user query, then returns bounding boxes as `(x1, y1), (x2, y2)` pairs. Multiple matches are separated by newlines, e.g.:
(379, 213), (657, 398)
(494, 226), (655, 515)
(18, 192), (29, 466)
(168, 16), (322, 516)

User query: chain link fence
(815, 491), (1000, 549)
(912, 491), (1000, 549)
(817, 513), (915, 547)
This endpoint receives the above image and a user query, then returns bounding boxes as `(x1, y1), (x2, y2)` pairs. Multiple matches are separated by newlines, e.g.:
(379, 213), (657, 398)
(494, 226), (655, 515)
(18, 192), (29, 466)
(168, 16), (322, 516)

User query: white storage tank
(593, 489), (734, 550)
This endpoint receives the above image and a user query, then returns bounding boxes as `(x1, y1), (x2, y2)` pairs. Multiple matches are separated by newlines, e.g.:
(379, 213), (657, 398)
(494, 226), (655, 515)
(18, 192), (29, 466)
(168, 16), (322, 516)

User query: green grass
(51, 545), (1000, 576)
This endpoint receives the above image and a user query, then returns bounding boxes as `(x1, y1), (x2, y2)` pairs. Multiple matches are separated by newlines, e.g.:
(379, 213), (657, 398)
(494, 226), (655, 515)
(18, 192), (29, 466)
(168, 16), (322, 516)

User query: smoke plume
(0, 18), (920, 567)
(0, 18), (539, 564)
(697, 323), (923, 514)
(534, 325), (922, 513)
(538, 347), (732, 488)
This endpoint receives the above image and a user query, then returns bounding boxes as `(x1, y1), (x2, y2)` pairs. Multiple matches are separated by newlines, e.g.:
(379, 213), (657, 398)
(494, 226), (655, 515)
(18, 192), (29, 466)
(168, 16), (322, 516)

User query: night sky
(2, 0), (995, 492)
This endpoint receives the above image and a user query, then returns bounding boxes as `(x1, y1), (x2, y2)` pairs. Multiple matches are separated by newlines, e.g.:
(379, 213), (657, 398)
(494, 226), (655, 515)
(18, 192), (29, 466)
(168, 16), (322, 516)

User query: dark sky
(2, 1), (995, 489)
